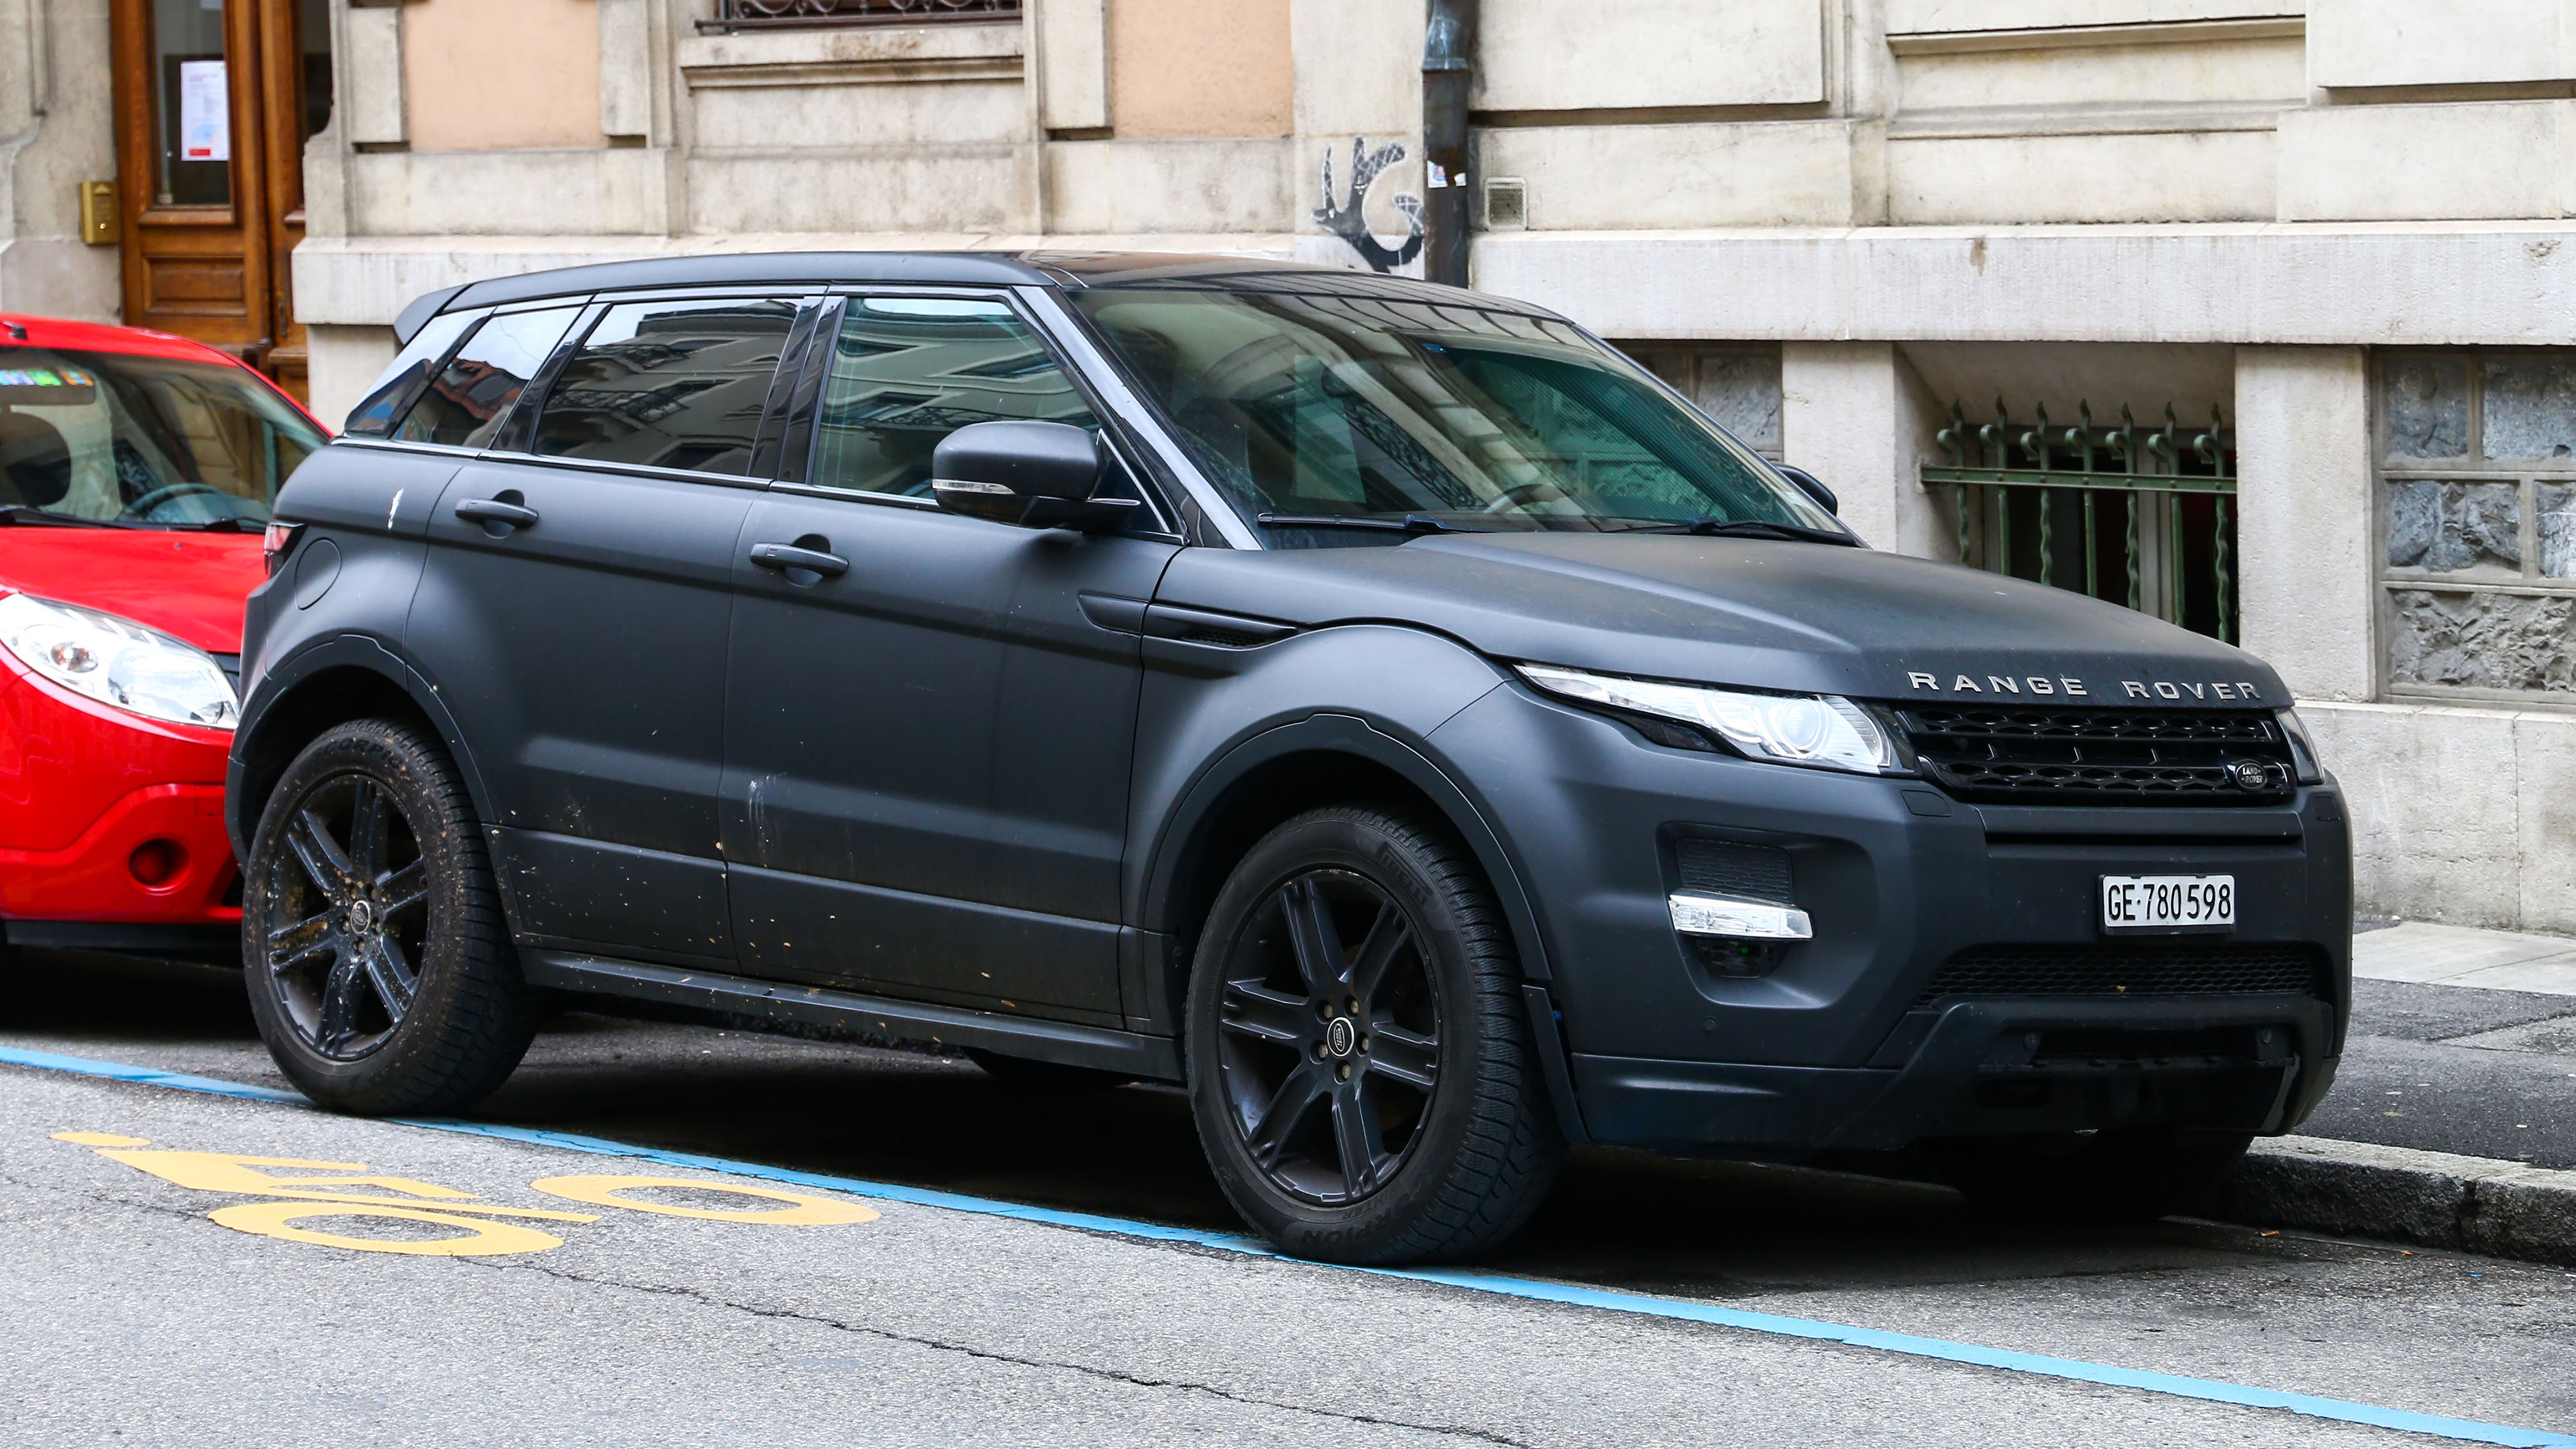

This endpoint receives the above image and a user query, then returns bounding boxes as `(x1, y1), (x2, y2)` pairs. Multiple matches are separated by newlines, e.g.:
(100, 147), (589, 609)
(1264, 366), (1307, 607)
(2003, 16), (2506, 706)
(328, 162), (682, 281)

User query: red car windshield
(0, 345), (326, 527)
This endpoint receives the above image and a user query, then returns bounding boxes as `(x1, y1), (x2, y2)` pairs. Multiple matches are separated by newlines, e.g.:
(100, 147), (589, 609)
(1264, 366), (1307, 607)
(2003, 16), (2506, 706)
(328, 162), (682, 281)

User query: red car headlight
(0, 591), (239, 730)
(262, 520), (306, 577)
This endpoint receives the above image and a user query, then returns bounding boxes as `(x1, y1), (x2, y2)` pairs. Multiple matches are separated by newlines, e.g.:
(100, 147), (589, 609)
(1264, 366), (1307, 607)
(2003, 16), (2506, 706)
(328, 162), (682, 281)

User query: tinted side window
(530, 298), (797, 475)
(391, 306), (582, 450)
(811, 297), (1097, 498)
(344, 308), (480, 437)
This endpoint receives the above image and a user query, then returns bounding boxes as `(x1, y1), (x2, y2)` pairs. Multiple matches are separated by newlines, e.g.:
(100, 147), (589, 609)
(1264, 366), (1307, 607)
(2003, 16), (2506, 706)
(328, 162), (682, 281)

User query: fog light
(1667, 892), (1811, 941)
(128, 838), (186, 887)
(1669, 892), (1809, 979)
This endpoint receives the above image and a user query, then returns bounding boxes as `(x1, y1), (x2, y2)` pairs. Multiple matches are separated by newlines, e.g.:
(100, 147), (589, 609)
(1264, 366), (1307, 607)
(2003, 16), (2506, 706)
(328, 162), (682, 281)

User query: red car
(0, 313), (328, 969)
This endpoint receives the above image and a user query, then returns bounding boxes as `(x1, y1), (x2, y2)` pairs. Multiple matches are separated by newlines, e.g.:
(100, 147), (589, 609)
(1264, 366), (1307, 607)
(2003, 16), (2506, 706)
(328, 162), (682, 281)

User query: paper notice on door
(179, 60), (229, 162)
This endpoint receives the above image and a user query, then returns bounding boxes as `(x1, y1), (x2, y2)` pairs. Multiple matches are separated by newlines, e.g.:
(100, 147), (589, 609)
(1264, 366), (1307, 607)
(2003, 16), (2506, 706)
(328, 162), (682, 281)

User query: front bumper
(1429, 683), (2352, 1155)
(0, 669), (241, 941)
(1574, 992), (2339, 1153)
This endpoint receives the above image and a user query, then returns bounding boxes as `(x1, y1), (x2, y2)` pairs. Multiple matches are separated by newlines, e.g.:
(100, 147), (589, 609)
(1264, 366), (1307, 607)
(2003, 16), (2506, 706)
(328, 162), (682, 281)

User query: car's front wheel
(1186, 806), (1563, 1264)
(241, 718), (533, 1114)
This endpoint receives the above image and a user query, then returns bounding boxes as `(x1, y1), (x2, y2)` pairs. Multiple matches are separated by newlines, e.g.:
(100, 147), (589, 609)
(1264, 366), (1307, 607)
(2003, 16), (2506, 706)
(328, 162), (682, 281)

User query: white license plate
(2099, 875), (2235, 933)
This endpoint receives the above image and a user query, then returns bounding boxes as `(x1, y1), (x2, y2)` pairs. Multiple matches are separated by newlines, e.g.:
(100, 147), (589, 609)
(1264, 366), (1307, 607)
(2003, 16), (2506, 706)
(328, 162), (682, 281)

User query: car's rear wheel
(1934, 1128), (2252, 1222)
(241, 718), (533, 1114)
(1186, 806), (1563, 1264)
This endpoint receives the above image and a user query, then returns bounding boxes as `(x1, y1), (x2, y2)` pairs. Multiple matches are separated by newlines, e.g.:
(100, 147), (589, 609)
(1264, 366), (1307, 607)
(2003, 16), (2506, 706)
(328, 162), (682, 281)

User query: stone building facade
(4, 0), (2574, 930)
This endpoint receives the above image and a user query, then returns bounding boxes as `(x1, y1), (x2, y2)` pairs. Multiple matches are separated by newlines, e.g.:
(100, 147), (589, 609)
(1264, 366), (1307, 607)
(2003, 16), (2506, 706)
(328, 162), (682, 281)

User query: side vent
(1141, 603), (1299, 649)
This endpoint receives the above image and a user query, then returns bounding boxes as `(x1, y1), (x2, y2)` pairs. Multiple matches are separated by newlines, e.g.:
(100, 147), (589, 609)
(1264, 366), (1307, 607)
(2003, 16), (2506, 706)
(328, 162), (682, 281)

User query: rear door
(722, 292), (1177, 1024)
(406, 293), (806, 965)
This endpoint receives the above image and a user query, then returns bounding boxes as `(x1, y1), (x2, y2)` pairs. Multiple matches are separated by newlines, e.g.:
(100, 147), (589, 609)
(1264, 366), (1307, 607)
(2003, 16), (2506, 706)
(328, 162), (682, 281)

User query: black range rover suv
(229, 252), (2348, 1263)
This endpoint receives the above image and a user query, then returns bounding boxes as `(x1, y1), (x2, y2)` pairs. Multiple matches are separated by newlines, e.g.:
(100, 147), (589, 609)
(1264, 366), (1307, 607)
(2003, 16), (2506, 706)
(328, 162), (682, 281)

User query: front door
(110, 0), (332, 400)
(722, 293), (1176, 1025)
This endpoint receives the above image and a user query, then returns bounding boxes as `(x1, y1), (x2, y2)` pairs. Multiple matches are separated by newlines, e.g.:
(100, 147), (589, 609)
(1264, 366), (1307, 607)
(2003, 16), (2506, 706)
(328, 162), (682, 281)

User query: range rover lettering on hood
(1904, 672), (2266, 703)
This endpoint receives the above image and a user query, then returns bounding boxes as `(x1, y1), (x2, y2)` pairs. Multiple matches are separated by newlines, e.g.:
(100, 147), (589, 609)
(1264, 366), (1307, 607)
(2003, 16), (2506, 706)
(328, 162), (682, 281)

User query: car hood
(0, 529), (263, 655)
(1155, 533), (2290, 708)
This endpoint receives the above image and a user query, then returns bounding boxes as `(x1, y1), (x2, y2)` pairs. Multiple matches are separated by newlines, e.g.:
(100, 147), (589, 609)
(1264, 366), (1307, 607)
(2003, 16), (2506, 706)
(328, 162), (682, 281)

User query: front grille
(1914, 942), (2331, 1008)
(1893, 705), (2294, 806)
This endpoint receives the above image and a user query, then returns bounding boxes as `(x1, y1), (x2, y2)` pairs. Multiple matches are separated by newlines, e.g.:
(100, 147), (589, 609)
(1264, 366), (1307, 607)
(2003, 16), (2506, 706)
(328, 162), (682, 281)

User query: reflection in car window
(0, 345), (327, 525)
(531, 299), (797, 475)
(1068, 289), (1838, 546)
(809, 297), (1097, 497)
(342, 308), (480, 438)
(391, 306), (581, 450)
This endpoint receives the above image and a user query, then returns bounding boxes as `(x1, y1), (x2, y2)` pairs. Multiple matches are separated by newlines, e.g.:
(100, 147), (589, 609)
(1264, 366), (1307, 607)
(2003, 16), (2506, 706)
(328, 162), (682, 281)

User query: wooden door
(110, 0), (327, 402)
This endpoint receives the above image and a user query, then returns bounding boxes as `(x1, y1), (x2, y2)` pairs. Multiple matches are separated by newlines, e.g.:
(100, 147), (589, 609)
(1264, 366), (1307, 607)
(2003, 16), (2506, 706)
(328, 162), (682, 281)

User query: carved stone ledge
(676, 23), (1024, 91)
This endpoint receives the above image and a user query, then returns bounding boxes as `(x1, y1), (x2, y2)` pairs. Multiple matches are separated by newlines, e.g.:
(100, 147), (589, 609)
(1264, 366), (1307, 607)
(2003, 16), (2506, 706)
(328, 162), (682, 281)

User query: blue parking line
(8, 1040), (2571, 1449)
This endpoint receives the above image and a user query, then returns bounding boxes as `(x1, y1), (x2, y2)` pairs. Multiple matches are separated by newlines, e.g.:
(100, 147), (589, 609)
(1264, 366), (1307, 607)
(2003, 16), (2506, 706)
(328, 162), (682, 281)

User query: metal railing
(702, 0), (1019, 30)
(1924, 400), (2239, 643)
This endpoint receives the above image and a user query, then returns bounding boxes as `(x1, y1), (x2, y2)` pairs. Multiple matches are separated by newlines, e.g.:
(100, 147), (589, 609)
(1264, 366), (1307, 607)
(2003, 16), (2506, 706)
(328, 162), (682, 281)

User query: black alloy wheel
(242, 718), (533, 1114)
(263, 773), (429, 1060)
(1187, 806), (1563, 1265)
(1215, 871), (1441, 1205)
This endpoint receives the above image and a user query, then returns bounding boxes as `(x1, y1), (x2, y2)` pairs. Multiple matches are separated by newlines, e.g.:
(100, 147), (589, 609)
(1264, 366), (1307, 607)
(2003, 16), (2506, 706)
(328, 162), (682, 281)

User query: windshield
(0, 345), (325, 526)
(1067, 287), (1840, 545)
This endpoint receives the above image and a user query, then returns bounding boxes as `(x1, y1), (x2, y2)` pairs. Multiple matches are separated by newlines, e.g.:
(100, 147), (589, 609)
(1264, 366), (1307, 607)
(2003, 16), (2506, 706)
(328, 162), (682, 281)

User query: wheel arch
(1143, 713), (1556, 982)
(226, 636), (494, 860)
(1140, 713), (1585, 1140)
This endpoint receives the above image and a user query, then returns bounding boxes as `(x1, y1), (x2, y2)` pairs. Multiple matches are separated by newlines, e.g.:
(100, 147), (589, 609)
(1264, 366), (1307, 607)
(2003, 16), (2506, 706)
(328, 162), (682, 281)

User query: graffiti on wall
(1314, 138), (1424, 274)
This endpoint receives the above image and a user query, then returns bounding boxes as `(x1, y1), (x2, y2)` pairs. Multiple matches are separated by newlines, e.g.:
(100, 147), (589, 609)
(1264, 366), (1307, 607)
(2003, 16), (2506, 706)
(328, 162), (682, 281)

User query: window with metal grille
(1924, 399), (2238, 643)
(702, 0), (1019, 30)
(2376, 350), (2576, 703)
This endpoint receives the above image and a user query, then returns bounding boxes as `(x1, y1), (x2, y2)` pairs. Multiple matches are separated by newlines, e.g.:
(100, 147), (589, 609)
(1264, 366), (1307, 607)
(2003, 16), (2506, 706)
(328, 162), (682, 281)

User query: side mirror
(931, 420), (1139, 533)
(1777, 464), (1837, 516)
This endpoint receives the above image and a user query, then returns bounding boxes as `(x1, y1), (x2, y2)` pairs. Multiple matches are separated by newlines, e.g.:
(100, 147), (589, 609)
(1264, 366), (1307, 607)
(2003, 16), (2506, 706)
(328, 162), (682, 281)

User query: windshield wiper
(0, 506), (132, 529)
(1256, 513), (1489, 536)
(1625, 516), (1856, 546)
(165, 516), (260, 533)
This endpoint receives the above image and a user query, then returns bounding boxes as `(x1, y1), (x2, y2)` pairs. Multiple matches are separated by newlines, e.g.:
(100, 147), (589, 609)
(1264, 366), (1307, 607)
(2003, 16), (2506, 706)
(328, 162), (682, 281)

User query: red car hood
(0, 529), (263, 655)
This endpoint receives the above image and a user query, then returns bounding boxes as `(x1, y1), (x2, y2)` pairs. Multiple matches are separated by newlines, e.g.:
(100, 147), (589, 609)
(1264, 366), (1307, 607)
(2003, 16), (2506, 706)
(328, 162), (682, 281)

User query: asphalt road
(2, 947), (2572, 1447)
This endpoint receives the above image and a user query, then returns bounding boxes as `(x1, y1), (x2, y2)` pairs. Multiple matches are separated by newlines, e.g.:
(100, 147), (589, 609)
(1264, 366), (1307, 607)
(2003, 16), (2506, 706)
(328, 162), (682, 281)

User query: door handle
(454, 497), (540, 532)
(749, 542), (851, 579)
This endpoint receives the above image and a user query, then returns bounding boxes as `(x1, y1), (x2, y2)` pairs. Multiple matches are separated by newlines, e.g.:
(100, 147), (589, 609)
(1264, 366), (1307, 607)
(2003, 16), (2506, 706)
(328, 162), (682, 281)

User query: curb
(2212, 1135), (2576, 1267)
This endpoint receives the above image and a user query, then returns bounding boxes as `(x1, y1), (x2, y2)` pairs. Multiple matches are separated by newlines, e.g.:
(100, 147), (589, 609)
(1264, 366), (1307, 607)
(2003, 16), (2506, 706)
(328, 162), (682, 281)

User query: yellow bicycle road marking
(208, 1201), (568, 1258)
(91, 1147), (595, 1221)
(530, 1174), (882, 1225)
(56, 1132), (880, 1257)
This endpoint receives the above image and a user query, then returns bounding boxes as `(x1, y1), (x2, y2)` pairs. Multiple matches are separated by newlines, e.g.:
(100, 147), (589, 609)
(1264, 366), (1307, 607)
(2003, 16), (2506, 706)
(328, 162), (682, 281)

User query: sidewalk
(2309, 920), (2576, 1171)
(2352, 920), (2576, 998)
(2207, 919), (2576, 1266)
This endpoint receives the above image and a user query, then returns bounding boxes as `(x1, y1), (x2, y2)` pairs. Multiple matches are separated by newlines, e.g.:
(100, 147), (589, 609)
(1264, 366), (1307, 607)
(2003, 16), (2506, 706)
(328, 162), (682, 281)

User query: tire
(966, 1048), (1135, 1091)
(1934, 1128), (2253, 1223)
(1185, 805), (1564, 1265)
(240, 718), (535, 1114)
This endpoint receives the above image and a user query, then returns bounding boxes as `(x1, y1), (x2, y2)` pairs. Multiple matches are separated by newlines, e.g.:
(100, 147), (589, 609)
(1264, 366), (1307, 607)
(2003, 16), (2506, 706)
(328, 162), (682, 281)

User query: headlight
(1516, 663), (1904, 775)
(2275, 708), (2324, 785)
(0, 592), (239, 731)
